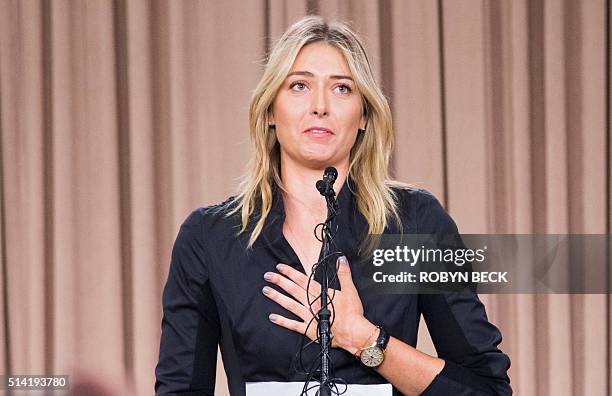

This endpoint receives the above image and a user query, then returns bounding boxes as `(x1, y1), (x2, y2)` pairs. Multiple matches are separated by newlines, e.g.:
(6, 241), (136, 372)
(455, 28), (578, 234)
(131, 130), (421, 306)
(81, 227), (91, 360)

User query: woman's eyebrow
(286, 70), (354, 81)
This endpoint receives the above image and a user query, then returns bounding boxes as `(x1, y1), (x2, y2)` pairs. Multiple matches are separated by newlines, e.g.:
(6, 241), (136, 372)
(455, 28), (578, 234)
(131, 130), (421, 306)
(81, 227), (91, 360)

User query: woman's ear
(268, 109), (275, 125)
(360, 102), (368, 130)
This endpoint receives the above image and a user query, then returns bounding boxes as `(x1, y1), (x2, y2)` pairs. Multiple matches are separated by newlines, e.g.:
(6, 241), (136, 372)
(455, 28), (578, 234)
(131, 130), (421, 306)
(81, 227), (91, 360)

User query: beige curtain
(1, 0), (610, 395)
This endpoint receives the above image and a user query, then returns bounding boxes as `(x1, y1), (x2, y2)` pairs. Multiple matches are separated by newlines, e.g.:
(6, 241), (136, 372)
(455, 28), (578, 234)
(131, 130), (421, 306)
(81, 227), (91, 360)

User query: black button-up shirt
(155, 180), (512, 395)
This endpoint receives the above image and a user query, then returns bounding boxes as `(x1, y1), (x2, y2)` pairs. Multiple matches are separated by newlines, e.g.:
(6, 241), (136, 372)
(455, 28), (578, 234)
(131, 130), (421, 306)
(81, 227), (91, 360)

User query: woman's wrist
(339, 317), (378, 356)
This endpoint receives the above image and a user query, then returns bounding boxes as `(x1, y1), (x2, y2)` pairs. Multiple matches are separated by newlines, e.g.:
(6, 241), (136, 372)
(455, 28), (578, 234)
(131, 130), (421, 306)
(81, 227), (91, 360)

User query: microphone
(316, 167), (338, 198)
(323, 166), (337, 183)
(312, 167), (341, 396)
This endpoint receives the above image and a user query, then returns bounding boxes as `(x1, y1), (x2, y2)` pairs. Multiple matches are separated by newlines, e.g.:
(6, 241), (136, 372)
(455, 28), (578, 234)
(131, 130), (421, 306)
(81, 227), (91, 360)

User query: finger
(264, 271), (316, 306)
(336, 256), (357, 293)
(262, 286), (311, 321)
(268, 313), (311, 336)
(276, 263), (322, 296)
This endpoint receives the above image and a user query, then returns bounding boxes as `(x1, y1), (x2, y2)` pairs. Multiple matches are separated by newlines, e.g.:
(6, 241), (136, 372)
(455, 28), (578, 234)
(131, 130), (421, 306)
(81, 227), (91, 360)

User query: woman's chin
(301, 156), (342, 170)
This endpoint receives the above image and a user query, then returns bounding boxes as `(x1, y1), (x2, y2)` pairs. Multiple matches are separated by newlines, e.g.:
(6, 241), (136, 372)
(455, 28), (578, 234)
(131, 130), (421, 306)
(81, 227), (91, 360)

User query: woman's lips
(303, 127), (334, 138)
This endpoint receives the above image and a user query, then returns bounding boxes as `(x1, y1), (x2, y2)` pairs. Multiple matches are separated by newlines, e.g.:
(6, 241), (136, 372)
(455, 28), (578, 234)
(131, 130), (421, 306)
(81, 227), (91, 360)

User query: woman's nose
(311, 89), (328, 117)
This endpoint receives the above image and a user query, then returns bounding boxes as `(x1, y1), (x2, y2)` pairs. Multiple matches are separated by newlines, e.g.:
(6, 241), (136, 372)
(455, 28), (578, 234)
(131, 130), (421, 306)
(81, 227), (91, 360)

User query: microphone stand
(315, 169), (340, 396)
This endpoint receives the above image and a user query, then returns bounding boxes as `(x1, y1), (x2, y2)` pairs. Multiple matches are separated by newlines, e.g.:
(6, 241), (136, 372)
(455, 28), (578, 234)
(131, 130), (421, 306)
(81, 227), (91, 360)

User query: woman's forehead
(288, 42), (352, 77)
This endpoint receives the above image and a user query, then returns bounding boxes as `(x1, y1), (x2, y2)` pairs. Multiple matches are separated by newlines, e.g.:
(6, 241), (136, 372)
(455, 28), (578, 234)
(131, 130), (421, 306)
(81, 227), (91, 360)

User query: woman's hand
(262, 256), (377, 355)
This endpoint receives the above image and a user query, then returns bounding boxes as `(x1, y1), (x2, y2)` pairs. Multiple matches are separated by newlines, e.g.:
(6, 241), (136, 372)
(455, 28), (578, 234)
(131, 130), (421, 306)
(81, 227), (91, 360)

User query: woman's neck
(279, 158), (348, 224)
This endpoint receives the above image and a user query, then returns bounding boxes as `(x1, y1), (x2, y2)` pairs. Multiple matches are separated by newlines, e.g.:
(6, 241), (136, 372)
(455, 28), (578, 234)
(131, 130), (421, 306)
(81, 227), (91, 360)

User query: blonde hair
(227, 15), (410, 248)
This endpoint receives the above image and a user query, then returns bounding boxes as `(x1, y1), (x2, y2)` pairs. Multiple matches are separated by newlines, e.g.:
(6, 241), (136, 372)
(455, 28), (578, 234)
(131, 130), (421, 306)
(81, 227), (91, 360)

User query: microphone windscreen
(324, 167), (338, 182)
(316, 179), (327, 194)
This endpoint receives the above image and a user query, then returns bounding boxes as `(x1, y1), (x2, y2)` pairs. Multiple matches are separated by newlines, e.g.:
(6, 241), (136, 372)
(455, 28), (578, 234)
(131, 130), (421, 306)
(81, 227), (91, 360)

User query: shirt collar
(253, 176), (365, 249)
(269, 176), (354, 218)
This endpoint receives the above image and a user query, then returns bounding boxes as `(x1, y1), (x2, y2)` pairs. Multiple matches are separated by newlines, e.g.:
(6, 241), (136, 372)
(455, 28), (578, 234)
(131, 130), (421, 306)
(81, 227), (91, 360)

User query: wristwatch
(357, 326), (390, 368)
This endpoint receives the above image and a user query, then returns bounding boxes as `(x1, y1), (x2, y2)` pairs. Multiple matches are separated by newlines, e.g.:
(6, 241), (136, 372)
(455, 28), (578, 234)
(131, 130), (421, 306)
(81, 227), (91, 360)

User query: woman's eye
(336, 84), (352, 94)
(290, 82), (308, 91)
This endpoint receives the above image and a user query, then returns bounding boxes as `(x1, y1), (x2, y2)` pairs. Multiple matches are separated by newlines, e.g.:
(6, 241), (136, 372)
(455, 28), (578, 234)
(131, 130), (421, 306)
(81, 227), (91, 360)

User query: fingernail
(264, 272), (273, 281)
(269, 313), (278, 322)
(262, 286), (272, 295)
(276, 263), (285, 271)
(338, 256), (348, 265)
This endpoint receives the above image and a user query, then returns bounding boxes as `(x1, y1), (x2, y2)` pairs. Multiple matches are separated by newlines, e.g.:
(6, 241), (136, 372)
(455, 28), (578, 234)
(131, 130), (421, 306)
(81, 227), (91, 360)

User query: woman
(155, 16), (511, 396)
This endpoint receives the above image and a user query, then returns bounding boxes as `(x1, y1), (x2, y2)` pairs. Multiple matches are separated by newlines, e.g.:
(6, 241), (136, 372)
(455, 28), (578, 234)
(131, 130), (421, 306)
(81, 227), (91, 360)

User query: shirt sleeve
(155, 210), (220, 395)
(414, 190), (512, 396)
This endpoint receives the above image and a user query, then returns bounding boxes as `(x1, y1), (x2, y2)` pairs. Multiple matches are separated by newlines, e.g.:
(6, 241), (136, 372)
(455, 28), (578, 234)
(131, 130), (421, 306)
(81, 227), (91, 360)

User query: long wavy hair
(226, 15), (410, 249)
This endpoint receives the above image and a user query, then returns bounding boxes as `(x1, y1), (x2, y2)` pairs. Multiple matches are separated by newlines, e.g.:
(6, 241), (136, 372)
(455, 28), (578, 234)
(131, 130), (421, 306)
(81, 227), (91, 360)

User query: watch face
(360, 347), (384, 367)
